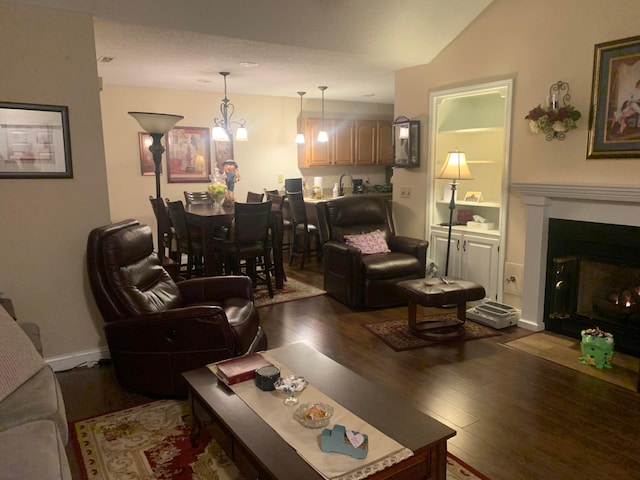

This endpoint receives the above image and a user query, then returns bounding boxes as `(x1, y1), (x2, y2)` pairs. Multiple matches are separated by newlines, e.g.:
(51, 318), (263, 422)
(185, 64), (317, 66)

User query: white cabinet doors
(461, 232), (500, 301)
(430, 228), (463, 278)
(430, 227), (499, 300)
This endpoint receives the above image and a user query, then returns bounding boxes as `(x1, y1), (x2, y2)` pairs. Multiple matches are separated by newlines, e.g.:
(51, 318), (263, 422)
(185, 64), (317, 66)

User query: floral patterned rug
(71, 399), (489, 480)
(362, 315), (501, 352)
(71, 399), (243, 480)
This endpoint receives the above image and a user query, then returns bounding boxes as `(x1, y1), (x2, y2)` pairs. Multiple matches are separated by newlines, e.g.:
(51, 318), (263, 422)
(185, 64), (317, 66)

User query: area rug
(253, 277), (325, 307)
(71, 399), (488, 480)
(505, 331), (639, 392)
(71, 399), (243, 480)
(363, 315), (501, 352)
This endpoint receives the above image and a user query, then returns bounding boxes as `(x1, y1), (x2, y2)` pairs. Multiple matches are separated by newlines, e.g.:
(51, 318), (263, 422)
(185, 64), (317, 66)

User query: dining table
(185, 202), (286, 289)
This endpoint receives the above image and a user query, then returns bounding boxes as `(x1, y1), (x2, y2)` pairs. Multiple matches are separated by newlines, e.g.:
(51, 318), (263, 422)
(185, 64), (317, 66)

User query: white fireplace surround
(512, 182), (640, 331)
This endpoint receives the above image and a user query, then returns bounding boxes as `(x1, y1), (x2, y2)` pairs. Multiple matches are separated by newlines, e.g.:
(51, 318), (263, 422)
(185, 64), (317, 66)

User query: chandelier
(212, 72), (248, 142)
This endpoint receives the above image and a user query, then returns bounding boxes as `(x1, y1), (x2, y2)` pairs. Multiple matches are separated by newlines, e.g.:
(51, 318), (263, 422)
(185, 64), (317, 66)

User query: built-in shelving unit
(427, 79), (513, 302)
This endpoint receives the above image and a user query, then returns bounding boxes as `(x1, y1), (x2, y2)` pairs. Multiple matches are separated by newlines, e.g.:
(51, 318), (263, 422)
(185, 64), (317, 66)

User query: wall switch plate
(277, 174), (284, 183)
(400, 186), (411, 198)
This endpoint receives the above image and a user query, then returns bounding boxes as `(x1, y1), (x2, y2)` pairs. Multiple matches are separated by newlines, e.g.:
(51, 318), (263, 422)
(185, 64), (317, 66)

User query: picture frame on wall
(165, 126), (211, 183)
(213, 137), (234, 175)
(138, 132), (160, 176)
(0, 102), (73, 178)
(587, 35), (640, 159)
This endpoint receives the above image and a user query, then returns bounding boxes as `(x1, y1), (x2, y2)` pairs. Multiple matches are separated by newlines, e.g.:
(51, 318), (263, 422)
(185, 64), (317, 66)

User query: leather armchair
(86, 219), (267, 397)
(316, 196), (428, 309)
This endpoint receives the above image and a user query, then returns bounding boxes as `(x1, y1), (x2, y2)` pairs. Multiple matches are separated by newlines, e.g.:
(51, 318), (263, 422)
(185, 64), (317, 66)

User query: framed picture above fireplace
(587, 35), (640, 159)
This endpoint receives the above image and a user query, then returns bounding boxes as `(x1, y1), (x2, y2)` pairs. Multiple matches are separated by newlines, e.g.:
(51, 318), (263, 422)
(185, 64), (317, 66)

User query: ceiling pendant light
(317, 86), (328, 143)
(212, 71), (248, 142)
(295, 91), (306, 144)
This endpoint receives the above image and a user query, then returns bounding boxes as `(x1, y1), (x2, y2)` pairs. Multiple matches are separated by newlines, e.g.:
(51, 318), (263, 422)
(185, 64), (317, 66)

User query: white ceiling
(7, 0), (493, 103)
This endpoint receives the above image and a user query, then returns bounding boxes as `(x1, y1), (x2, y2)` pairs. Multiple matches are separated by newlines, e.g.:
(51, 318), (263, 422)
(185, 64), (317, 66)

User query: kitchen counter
(304, 192), (392, 203)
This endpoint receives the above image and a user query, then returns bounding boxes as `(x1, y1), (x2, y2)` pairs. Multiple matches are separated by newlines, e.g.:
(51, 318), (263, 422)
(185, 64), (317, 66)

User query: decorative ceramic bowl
(294, 402), (334, 428)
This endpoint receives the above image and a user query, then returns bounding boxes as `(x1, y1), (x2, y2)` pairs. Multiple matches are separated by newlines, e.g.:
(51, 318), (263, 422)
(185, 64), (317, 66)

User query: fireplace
(512, 182), (640, 357)
(544, 218), (640, 356)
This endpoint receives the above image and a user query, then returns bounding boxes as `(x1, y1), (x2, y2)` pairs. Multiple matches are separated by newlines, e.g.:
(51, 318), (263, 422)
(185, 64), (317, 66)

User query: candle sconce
(525, 80), (582, 141)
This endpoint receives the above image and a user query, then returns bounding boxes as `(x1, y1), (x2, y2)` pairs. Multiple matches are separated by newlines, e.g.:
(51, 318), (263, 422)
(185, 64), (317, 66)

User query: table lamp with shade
(128, 111), (184, 262)
(437, 150), (473, 276)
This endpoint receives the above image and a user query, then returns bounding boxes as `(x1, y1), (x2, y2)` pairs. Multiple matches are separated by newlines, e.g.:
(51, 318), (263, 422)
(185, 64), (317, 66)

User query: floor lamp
(128, 112), (184, 263)
(437, 150), (473, 276)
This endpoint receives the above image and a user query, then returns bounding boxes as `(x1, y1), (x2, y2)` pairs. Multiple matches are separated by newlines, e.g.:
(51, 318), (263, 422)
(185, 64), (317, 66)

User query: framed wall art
(0, 102), (72, 178)
(587, 35), (640, 159)
(213, 137), (234, 175)
(165, 126), (211, 183)
(138, 132), (160, 176)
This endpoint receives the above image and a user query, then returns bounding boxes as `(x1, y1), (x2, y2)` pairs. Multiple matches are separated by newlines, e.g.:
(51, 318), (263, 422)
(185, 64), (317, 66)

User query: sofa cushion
(0, 365), (68, 444)
(362, 252), (423, 279)
(0, 419), (71, 480)
(0, 304), (45, 402)
(344, 229), (391, 254)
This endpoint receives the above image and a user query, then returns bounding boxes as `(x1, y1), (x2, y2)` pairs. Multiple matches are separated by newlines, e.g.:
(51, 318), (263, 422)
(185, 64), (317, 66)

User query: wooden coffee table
(183, 342), (455, 480)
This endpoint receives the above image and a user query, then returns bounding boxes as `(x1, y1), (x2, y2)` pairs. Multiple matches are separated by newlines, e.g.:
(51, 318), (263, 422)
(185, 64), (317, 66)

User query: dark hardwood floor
(58, 261), (640, 480)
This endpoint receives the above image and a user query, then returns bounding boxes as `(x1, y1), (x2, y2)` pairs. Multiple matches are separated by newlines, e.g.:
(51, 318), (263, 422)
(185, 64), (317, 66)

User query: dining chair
(214, 201), (274, 298)
(148, 196), (177, 261)
(267, 192), (292, 259)
(184, 191), (213, 205)
(166, 199), (204, 278)
(246, 191), (265, 203)
(287, 191), (320, 269)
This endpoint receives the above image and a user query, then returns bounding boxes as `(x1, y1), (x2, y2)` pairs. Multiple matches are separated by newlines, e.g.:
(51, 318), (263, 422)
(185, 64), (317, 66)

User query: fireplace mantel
(512, 182), (640, 331)
(512, 182), (640, 204)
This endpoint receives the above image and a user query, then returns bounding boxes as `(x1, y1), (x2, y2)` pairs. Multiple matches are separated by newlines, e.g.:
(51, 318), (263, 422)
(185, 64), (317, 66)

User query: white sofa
(0, 302), (71, 480)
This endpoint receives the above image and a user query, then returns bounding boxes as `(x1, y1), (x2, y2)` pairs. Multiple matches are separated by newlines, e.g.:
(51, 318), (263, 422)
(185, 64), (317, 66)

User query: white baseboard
(45, 346), (110, 372)
(517, 317), (544, 332)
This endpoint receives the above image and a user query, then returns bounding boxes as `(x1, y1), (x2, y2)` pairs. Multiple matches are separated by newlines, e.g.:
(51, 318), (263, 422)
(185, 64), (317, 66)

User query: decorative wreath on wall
(525, 81), (582, 141)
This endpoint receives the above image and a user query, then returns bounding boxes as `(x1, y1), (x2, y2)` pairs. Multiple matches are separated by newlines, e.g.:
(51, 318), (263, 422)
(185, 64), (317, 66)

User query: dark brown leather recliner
(86, 219), (267, 397)
(316, 195), (428, 309)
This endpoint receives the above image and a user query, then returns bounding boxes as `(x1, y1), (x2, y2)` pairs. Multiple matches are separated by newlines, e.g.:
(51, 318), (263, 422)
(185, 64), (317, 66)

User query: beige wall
(0, 4), (110, 361)
(393, 0), (640, 304)
(101, 85), (393, 230)
(5, 0), (637, 360)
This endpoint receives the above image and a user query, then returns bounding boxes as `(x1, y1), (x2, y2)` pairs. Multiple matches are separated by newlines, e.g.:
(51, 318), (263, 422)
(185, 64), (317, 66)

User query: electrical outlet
(504, 262), (524, 296)
(400, 186), (411, 198)
(277, 174), (284, 183)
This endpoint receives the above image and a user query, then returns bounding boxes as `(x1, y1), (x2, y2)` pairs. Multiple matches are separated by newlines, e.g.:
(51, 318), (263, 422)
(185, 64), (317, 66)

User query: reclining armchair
(86, 219), (267, 397)
(316, 195), (428, 309)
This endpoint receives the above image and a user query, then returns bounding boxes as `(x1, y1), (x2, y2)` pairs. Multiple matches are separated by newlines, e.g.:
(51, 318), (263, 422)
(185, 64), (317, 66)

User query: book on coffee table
(209, 353), (273, 385)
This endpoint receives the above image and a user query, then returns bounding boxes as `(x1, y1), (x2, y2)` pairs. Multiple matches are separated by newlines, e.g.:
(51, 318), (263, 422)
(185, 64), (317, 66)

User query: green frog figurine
(579, 327), (614, 369)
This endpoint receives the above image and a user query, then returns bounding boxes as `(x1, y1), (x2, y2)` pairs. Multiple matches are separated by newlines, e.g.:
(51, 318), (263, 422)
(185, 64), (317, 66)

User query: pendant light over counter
(317, 86), (329, 143)
(295, 91), (306, 144)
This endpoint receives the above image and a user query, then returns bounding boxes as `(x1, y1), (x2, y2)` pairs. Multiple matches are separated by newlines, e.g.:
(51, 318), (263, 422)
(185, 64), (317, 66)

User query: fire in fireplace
(545, 218), (640, 356)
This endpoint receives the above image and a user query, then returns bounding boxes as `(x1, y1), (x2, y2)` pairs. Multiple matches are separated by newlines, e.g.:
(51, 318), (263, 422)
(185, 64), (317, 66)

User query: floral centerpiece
(525, 104), (582, 137)
(207, 181), (227, 205)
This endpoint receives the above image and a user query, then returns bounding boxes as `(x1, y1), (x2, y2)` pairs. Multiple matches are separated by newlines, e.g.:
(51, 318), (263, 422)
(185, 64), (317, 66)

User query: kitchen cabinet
(377, 121), (393, 165)
(354, 120), (393, 165)
(298, 117), (392, 167)
(430, 226), (500, 301)
(298, 118), (353, 167)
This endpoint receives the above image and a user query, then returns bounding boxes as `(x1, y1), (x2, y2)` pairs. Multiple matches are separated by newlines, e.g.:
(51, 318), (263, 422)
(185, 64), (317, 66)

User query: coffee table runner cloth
(227, 351), (413, 480)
